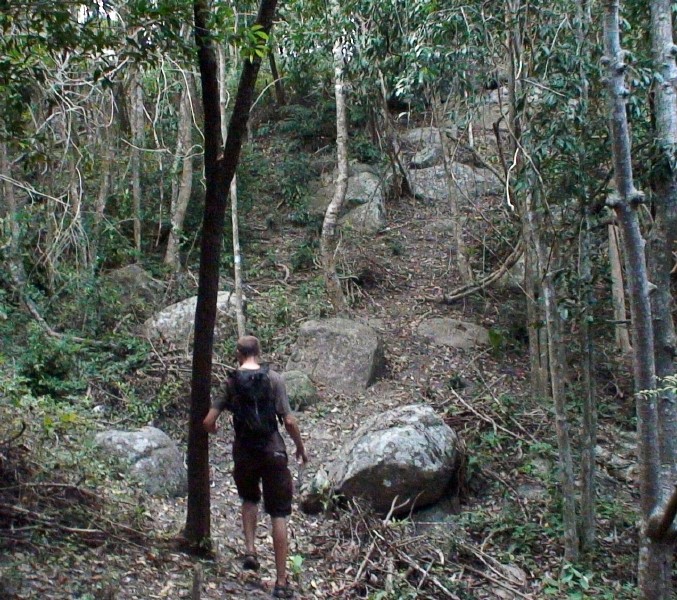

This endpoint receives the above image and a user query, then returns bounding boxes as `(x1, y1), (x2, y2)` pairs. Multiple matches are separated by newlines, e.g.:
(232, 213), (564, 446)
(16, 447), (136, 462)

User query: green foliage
(287, 554), (304, 580)
(350, 132), (383, 165)
(291, 240), (318, 272)
(18, 327), (88, 398)
(275, 102), (336, 146)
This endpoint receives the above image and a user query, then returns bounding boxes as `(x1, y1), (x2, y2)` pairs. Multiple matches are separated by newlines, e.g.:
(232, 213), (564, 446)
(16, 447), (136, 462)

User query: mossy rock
(283, 370), (319, 411)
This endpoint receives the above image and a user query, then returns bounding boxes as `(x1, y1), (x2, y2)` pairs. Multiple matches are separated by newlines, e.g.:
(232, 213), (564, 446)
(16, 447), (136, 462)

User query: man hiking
(203, 335), (308, 599)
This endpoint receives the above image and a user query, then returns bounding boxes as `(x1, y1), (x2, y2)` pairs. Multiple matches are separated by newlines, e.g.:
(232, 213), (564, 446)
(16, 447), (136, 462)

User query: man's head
(236, 335), (261, 363)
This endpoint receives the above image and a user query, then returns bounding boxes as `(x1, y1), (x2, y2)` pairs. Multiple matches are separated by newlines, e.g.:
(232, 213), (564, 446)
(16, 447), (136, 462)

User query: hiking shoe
(272, 581), (294, 598)
(242, 553), (260, 571)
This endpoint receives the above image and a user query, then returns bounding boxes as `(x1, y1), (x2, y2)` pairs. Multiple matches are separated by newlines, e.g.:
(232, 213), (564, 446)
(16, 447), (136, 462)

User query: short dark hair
(236, 335), (261, 358)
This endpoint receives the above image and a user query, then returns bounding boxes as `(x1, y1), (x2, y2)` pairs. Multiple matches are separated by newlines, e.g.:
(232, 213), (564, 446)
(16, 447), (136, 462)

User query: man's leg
(242, 500), (259, 555)
(271, 516), (288, 587)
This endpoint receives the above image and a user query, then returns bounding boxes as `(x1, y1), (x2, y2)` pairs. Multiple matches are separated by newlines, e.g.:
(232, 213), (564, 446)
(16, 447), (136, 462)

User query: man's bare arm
(283, 414), (308, 464)
(203, 408), (222, 433)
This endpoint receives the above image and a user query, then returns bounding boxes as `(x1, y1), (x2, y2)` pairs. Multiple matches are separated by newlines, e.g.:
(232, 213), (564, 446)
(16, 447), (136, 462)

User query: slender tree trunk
(321, 30), (349, 313)
(609, 224), (633, 353)
(218, 43), (246, 337)
(93, 123), (112, 266)
(579, 206), (597, 550)
(130, 70), (144, 254)
(525, 187), (579, 562)
(0, 142), (24, 285)
(602, 2), (663, 596)
(185, 0), (278, 548)
(165, 72), (195, 270)
(574, 0), (597, 551)
(645, 0), (677, 589)
(268, 48), (286, 107)
(376, 71), (411, 197)
(433, 96), (473, 284)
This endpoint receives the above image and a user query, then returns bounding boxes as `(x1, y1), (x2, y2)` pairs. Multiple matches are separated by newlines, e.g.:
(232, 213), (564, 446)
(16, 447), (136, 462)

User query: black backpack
(229, 366), (279, 448)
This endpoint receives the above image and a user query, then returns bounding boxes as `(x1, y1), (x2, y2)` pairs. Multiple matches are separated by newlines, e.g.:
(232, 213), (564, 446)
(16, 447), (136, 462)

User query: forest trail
(107, 171), (535, 599)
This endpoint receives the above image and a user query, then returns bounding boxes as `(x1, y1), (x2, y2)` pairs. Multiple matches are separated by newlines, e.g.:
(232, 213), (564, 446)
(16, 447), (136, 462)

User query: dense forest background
(1, 0), (676, 598)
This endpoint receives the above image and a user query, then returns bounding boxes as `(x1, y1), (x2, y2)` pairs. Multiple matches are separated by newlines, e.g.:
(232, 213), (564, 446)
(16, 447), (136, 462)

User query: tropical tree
(184, 0), (278, 547)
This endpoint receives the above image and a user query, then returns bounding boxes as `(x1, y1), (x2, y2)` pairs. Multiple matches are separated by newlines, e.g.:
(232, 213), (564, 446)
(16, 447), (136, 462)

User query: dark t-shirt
(212, 367), (292, 417)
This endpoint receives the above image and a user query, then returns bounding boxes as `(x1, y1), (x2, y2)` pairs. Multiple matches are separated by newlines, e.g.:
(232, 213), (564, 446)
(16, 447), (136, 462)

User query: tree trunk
(574, 0), (597, 551)
(645, 0), (677, 588)
(433, 96), (473, 284)
(602, 1), (663, 596)
(184, 0), (278, 548)
(218, 43), (247, 337)
(130, 70), (144, 254)
(268, 48), (286, 107)
(525, 187), (579, 562)
(320, 31), (349, 314)
(579, 207), (597, 550)
(608, 224), (633, 354)
(165, 72), (195, 270)
(93, 120), (112, 266)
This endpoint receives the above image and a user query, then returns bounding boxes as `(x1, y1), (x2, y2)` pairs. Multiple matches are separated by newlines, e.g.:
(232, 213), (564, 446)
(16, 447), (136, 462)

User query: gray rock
(516, 482), (547, 502)
(411, 145), (443, 169)
(400, 127), (444, 149)
(408, 163), (502, 203)
(300, 467), (332, 514)
(94, 426), (187, 497)
(283, 370), (319, 411)
(286, 318), (384, 394)
(143, 291), (241, 345)
(309, 166), (386, 234)
(103, 264), (165, 306)
(327, 404), (460, 515)
(418, 318), (490, 350)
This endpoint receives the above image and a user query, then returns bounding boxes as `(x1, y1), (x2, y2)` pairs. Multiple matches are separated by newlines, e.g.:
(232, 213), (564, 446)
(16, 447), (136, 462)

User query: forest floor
(1, 135), (644, 599)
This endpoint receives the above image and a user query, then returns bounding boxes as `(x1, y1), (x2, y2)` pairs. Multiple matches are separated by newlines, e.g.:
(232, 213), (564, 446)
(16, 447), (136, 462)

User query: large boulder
(407, 163), (502, 204)
(103, 264), (165, 306)
(94, 427), (187, 497)
(286, 318), (384, 394)
(327, 405), (460, 515)
(143, 291), (241, 345)
(283, 370), (320, 411)
(309, 164), (386, 233)
(418, 318), (490, 350)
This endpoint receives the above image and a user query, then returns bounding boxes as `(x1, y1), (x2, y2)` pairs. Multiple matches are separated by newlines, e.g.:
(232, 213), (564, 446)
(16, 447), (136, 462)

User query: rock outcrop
(143, 291), (240, 345)
(94, 426), (187, 497)
(326, 404), (460, 515)
(286, 318), (384, 394)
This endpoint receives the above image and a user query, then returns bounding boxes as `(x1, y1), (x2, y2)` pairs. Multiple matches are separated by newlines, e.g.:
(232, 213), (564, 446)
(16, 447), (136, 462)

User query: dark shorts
(232, 431), (293, 518)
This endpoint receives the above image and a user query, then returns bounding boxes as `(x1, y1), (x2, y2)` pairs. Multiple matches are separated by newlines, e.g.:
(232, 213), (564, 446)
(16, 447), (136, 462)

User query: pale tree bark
(321, 25), (349, 313)
(165, 72), (196, 270)
(218, 43), (246, 337)
(130, 70), (144, 254)
(93, 120), (112, 265)
(609, 224), (633, 353)
(602, 1), (665, 596)
(645, 0), (677, 588)
(433, 96), (473, 284)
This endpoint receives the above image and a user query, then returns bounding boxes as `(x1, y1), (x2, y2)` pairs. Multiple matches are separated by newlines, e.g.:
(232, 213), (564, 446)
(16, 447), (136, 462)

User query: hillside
(0, 106), (645, 599)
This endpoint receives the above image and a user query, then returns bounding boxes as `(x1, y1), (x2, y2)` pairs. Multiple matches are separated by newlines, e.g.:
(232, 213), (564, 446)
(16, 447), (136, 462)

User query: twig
(396, 549), (461, 599)
(447, 388), (523, 443)
(0, 422), (26, 448)
(454, 562), (533, 600)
